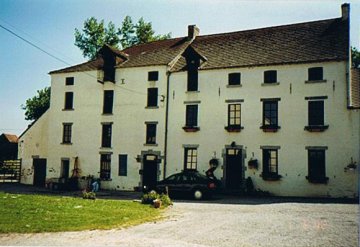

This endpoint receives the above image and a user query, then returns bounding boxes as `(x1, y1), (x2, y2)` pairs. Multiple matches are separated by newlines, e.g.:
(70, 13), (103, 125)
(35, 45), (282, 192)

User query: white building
(19, 4), (359, 198)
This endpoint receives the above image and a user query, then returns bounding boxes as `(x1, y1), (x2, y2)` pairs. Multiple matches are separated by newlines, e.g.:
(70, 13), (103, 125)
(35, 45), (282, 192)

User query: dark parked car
(156, 171), (217, 200)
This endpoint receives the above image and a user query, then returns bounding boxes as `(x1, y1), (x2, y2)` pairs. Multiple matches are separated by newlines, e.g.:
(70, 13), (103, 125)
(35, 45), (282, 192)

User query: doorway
(33, 158), (47, 187)
(225, 148), (243, 190)
(142, 154), (158, 190)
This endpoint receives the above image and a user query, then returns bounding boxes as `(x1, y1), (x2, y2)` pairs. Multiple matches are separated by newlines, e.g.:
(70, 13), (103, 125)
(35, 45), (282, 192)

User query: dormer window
(148, 71), (159, 81)
(103, 63), (115, 82)
(187, 58), (199, 92)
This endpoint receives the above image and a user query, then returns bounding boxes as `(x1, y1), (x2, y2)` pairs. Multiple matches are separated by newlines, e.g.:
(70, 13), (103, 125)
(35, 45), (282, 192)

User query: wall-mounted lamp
(160, 95), (165, 102)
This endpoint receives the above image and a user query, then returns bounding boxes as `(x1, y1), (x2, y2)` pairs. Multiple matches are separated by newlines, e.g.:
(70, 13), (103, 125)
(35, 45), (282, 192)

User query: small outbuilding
(0, 133), (18, 161)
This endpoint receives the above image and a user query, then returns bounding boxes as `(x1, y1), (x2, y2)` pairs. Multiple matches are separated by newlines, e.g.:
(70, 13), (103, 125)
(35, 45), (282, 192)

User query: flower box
(261, 173), (282, 181)
(260, 125), (280, 132)
(182, 126), (200, 132)
(224, 125), (243, 132)
(304, 125), (329, 132)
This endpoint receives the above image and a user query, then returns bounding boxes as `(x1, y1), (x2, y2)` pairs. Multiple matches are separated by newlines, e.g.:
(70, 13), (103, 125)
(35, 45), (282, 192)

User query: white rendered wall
(18, 110), (49, 184)
(167, 61), (359, 198)
(41, 66), (168, 190)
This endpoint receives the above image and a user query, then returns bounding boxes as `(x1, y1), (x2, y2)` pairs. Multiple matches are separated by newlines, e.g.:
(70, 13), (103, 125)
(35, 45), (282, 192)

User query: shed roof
(1, 134), (18, 143)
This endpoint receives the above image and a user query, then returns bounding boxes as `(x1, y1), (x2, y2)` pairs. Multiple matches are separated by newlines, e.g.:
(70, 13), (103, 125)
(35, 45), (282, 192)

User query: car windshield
(165, 174), (179, 182)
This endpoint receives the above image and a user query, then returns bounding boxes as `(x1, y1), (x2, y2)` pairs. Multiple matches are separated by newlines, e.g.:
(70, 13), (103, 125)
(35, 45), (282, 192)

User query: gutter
(163, 70), (171, 179)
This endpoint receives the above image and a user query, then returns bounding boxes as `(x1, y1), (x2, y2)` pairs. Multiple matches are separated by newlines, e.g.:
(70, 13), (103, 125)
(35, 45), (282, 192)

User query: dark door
(142, 155), (158, 190)
(225, 148), (242, 190)
(33, 158), (47, 187)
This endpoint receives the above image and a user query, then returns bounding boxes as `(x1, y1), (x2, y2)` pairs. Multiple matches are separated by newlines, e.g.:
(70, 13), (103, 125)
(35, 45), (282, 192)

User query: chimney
(188, 25), (200, 41)
(341, 3), (350, 20)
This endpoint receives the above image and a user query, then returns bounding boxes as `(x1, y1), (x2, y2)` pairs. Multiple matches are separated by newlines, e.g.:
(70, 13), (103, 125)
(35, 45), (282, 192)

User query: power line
(0, 23), (149, 97)
(0, 24), (71, 66)
(0, 18), (79, 64)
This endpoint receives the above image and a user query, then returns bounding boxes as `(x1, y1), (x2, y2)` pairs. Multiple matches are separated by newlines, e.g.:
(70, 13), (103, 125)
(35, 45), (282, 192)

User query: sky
(0, 0), (359, 136)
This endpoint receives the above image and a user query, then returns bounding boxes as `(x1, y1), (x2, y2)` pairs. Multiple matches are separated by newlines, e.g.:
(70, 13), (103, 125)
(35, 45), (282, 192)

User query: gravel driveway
(0, 197), (358, 247)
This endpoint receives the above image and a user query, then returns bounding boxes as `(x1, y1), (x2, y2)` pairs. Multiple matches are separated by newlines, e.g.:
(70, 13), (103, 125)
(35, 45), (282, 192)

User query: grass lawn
(0, 192), (161, 233)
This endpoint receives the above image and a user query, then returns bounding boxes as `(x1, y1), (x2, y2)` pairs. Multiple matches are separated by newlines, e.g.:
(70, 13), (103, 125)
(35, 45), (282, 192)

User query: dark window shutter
(186, 105), (198, 127)
(146, 124), (157, 144)
(148, 71), (159, 81)
(308, 101), (324, 125)
(264, 70), (277, 83)
(119, 154), (127, 176)
(308, 67), (323, 81)
(101, 124), (112, 148)
(228, 73), (241, 85)
(65, 77), (74, 85)
(147, 88), (158, 107)
(187, 58), (199, 91)
(103, 90), (114, 114)
(64, 92), (73, 109)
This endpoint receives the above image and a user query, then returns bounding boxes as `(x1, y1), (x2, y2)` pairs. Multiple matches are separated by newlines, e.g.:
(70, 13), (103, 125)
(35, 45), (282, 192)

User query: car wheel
(193, 189), (203, 200)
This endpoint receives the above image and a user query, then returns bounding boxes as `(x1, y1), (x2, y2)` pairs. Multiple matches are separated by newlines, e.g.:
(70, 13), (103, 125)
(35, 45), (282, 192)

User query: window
(262, 149), (280, 180)
(185, 105), (198, 129)
(308, 101), (324, 125)
(60, 159), (70, 178)
(184, 147), (197, 170)
(305, 99), (329, 131)
(101, 124), (112, 148)
(228, 104), (241, 127)
(261, 100), (279, 131)
(228, 73), (241, 85)
(147, 88), (158, 107)
(103, 90), (114, 114)
(264, 70), (277, 84)
(65, 77), (74, 85)
(118, 154), (127, 176)
(146, 123), (157, 144)
(307, 148), (328, 183)
(148, 71), (159, 81)
(62, 123), (72, 144)
(64, 92), (74, 110)
(187, 58), (199, 91)
(100, 154), (111, 180)
(308, 67), (323, 81)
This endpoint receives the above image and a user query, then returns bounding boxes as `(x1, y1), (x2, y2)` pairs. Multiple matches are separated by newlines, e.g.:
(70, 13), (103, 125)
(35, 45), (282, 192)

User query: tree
(22, 87), (51, 121)
(75, 17), (120, 60)
(134, 17), (171, 45)
(118, 16), (136, 49)
(75, 16), (171, 59)
(352, 47), (360, 68)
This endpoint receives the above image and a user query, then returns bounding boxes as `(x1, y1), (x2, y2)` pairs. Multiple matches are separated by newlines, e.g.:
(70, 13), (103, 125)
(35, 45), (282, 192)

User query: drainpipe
(344, 3), (351, 109)
(163, 70), (171, 179)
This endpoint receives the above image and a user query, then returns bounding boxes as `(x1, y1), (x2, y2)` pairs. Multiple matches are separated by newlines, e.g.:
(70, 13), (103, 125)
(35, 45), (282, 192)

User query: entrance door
(33, 158), (47, 187)
(142, 155), (158, 190)
(225, 148), (242, 190)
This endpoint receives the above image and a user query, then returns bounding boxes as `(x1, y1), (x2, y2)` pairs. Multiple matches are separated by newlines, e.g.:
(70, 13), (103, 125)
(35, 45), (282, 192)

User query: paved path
(0, 198), (358, 247)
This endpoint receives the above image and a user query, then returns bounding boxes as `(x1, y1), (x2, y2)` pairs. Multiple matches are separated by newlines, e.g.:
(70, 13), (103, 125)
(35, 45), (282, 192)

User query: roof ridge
(194, 17), (341, 39)
(121, 36), (185, 52)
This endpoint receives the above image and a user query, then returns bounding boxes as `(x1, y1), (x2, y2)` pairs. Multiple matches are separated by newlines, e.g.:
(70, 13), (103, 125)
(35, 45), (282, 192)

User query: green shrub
(141, 191), (172, 208)
(82, 191), (96, 200)
(141, 191), (158, 204)
(159, 193), (172, 207)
